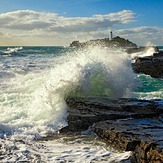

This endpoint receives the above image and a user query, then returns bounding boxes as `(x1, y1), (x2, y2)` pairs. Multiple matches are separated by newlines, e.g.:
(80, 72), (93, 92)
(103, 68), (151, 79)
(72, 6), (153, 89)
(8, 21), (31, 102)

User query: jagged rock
(60, 97), (163, 162)
(133, 141), (163, 163)
(153, 51), (163, 57)
(133, 52), (163, 78)
(92, 118), (163, 163)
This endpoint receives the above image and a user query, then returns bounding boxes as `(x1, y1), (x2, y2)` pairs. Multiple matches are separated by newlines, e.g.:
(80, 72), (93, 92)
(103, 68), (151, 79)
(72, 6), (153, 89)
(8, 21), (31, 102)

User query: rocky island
(70, 36), (137, 48)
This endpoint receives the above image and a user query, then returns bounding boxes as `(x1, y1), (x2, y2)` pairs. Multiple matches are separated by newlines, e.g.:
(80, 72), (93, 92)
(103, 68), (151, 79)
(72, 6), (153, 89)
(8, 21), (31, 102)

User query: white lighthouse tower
(110, 31), (113, 40)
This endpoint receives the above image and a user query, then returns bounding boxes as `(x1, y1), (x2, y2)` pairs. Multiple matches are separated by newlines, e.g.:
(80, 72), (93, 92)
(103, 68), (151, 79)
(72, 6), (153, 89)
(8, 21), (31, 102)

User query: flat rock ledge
(61, 97), (163, 163)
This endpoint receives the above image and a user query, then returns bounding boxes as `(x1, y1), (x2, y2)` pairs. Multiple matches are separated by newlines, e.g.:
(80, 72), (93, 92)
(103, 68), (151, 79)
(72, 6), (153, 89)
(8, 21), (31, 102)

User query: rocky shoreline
(60, 97), (163, 163)
(132, 50), (163, 78)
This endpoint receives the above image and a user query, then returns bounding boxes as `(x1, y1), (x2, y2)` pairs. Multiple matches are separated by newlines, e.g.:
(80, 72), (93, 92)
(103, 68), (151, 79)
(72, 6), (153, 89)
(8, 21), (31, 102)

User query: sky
(0, 0), (163, 46)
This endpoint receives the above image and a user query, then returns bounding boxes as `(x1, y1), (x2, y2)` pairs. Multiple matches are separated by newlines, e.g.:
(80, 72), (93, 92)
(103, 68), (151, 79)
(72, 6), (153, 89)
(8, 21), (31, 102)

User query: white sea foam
(0, 136), (131, 162)
(0, 46), (139, 139)
(130, 46), (157, 60)
(0, 47), (23, 56)
(0, 46), (162, 162)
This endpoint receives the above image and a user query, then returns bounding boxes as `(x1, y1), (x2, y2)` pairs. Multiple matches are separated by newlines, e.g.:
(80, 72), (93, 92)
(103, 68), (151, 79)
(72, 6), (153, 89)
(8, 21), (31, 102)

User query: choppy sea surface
(0, 46), (162, 162)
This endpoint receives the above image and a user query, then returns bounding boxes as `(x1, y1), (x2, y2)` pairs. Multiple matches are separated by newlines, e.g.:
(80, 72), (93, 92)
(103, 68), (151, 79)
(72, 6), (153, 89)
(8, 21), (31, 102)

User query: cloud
(0, 31), (12, 38)
(0, 10), (55, 30)
(114, 26), (163, 45)
(0, 10), (135, 33)
(116, 26), (162, 35)
(1, 10), (162, 46)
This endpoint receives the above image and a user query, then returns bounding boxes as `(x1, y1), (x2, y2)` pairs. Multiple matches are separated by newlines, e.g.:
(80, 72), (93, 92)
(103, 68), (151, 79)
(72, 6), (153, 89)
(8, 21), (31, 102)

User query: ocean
(0, 46), (162, 162)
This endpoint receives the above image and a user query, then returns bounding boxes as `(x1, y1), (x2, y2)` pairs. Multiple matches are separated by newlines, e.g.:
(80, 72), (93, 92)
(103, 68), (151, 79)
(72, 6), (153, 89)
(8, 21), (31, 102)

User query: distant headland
(69, 33), (159, 54)
(70, 32), (137, 48)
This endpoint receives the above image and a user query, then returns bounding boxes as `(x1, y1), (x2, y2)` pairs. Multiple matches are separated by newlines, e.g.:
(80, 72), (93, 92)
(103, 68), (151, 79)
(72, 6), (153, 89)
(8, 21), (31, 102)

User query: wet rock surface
(92, 119), (163, 163)
(63, 97), (162, 132)
(61, 97), (163, 163)
(133, 51), (163, 78)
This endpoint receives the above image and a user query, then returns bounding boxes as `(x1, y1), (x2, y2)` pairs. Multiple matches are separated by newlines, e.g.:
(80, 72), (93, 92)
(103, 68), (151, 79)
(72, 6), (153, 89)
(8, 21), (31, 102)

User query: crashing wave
(0, 47), (23, 56)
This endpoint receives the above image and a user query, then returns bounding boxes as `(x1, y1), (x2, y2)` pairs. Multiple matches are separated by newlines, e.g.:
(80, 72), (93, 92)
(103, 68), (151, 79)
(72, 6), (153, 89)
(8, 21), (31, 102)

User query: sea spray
(68, 46), (139, 98)
(1, 46), (152, 162)
(0, 46), (139, 139)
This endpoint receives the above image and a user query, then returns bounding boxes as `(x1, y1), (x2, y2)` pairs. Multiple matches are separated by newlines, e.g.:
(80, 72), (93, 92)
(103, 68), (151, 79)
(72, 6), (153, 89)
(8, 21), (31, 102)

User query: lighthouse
(110, 31), (113, 40)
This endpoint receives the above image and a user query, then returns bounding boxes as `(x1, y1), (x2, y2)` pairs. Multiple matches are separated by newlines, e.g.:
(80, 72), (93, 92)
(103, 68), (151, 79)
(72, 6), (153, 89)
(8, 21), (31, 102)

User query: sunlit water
(0, 46), (162, 162)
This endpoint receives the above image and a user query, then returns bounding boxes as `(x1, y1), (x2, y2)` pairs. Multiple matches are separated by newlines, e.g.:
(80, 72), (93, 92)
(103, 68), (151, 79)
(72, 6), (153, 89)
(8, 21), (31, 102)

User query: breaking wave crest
(0, 47), (23, 56)
(0, 46), (139, 139)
